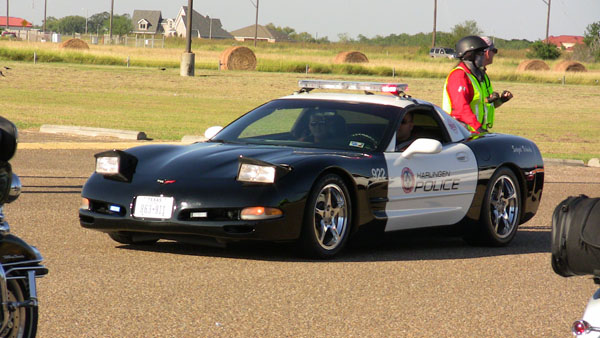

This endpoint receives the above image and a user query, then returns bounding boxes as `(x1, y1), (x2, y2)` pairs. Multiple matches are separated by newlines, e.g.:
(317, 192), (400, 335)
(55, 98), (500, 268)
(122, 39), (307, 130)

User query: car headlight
(237, 163), (276, 183)
(96, 156), (119, 174)
(94, 150), (138, 182)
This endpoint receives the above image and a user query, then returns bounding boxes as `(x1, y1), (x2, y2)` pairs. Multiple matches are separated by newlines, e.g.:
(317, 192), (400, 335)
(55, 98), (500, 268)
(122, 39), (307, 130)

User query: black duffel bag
(551, 194), (600, 277)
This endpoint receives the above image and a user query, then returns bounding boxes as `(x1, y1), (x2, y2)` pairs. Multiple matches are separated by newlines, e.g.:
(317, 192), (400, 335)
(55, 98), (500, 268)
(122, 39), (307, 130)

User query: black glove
(486, 92), (500, 104)
(500, 90), (513, 103)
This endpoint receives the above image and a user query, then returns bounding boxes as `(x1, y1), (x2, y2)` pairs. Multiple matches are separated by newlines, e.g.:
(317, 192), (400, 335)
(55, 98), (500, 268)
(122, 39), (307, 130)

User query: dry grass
(0, 46), (597, 161)
(1, 40), (599, 85)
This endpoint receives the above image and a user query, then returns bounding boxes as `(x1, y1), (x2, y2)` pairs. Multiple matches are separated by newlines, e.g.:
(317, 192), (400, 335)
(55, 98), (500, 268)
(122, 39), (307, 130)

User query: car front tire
(465, 167), (521, 246)
(299, 174), (352, 259)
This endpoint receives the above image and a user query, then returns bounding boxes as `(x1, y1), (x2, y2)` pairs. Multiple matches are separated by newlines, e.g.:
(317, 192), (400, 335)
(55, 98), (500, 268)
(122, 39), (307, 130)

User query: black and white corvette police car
(80, 80), (544, 258)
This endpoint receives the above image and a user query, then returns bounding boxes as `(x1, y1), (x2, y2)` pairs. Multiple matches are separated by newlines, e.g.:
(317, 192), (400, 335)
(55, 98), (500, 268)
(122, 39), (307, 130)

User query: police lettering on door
(401, 167), (460, 193)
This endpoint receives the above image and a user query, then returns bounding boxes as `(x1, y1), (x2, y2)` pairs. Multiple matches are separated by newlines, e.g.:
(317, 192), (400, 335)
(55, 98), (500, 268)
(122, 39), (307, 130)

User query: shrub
(526, 41), (561, 60)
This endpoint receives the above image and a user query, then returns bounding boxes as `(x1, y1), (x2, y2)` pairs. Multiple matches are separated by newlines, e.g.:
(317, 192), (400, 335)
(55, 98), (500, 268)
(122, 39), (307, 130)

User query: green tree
(44, 16), (60, 32)
(265, 23), (295, 36)
(88, 12), (110, 33)
(451, 20), (483, 43)
(264, 22), (328, 43)
(526, 41), (561, 60)
(583, 21), (600, 46)
(57, 16), (86, 34)
(583, 21), (600, 61)
(337, 33), (355, 43)
(111, 14), (132, 35)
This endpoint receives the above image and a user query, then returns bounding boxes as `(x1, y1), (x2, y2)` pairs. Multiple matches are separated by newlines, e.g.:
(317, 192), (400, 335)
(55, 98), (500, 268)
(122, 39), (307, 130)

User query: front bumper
(79, 207), (303, 242)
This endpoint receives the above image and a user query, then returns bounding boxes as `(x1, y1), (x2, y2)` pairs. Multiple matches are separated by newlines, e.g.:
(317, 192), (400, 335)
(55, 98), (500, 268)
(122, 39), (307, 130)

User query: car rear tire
(108, 232), (159, 245)
(299, 174), (352, 259)
(465, 167), (521, 246)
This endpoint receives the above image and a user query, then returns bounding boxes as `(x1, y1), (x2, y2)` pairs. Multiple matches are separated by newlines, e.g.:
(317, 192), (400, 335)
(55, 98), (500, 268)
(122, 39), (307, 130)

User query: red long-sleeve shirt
(445, 62), (482, 130)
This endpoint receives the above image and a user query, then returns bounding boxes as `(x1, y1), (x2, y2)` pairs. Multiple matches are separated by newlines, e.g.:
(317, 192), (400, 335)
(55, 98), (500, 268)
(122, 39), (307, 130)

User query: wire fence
(8, 30), (165, 48)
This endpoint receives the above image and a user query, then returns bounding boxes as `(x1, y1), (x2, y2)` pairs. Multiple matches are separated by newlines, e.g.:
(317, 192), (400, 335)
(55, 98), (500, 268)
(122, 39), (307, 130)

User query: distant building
(543, 35), (584, 50)
(173, 6), (231, 39)
(161, 18), (176, 37)
(0, 16), (33, 30)
(131, 10), (163, 35)
(230, 24), (291, 43)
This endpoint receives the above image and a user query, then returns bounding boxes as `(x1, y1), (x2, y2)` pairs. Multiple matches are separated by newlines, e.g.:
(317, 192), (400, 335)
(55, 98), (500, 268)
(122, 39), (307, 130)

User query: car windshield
(212, 99), (399, 151)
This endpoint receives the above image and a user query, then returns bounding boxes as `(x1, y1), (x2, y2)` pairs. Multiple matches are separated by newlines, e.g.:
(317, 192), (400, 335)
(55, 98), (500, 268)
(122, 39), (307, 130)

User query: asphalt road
(5, 131), (600, 337)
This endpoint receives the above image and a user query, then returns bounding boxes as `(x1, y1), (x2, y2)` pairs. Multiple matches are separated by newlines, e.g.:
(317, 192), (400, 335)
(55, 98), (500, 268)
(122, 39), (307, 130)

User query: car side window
(394, 108), (449, 152)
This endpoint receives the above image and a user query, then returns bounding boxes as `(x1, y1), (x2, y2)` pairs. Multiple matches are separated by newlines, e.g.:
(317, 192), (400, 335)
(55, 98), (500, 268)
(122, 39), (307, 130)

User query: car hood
(126, 142), (346, 182)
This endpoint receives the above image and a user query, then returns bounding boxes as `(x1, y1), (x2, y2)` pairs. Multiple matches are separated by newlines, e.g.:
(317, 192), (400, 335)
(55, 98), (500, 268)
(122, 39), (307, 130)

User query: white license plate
(133, 196), (174, 219)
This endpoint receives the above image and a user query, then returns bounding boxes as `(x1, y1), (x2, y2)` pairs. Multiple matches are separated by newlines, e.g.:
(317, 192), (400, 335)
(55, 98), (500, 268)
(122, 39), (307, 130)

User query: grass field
(1, 39), (599, 85)
(0, 40), (598, 161)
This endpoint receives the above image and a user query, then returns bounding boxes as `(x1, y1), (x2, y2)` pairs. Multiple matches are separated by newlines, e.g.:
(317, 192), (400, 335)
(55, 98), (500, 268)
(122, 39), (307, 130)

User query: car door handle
(456, 152), (468, 162)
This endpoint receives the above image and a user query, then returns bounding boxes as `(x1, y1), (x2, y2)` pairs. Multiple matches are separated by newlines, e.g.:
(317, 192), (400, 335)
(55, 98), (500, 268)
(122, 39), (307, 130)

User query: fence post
(393, 67), (395, 78)
(33, 52), (37, 64)
(306, 64), (309, 74)
(127, 56), (130, 68)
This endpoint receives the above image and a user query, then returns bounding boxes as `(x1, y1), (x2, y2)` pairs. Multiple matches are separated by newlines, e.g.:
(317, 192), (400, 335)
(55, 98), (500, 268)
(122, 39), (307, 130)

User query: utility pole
(109, 0), (114, 43)
(432, 0), (437, 48)
(253, 0), (259, 47)
(181, 0), (195, 76)
(43, 0), (47, 33)
(542, 0), (551, 42)
(6, 0), (9, 30)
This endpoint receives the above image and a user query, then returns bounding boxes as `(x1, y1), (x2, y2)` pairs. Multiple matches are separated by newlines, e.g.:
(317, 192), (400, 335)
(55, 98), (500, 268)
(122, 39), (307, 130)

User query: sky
(6, 0), (600, 42)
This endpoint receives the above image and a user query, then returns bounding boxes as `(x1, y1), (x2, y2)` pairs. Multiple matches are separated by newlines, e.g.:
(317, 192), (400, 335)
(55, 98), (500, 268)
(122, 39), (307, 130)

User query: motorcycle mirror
(0, 116), (17, 162)
(6, 173), (21, 203)
(0, 162), (11, 204)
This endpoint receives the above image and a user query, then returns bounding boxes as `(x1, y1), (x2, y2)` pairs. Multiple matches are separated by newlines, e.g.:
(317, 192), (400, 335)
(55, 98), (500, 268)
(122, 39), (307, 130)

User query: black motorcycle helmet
(455, 35), (488, 59)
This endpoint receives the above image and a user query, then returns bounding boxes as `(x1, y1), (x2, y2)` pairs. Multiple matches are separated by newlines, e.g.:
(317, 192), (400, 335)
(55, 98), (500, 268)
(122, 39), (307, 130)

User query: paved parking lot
(5, 131), (600, 337)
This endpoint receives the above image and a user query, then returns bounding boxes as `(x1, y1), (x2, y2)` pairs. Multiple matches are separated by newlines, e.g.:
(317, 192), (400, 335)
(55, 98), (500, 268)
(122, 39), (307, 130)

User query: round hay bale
(517, 59), (549, 71)
(219, 46), (256, 71)
(334, 51), (369, 64)
(553, 60), (587, 72)
(59, 38), (89, 50)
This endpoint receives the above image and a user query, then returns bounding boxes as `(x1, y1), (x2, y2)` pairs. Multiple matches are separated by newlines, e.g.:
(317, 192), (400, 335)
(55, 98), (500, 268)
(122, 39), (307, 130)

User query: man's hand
(486, 92), (500, 104)
(500, 90), (513, 103)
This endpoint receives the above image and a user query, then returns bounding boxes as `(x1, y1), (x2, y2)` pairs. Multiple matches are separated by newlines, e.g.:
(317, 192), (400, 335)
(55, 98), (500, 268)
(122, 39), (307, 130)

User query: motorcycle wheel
(0, 279), (38, 338)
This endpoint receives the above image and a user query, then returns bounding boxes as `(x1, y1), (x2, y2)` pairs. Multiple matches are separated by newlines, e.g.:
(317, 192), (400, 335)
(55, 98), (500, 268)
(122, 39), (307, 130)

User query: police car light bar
(298, 80), (408, 95)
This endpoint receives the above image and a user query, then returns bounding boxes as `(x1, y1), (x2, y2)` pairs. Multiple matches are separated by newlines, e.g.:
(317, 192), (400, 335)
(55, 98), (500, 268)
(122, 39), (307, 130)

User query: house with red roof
(0, 16), (33, 30)
(543, 35), (584, 50)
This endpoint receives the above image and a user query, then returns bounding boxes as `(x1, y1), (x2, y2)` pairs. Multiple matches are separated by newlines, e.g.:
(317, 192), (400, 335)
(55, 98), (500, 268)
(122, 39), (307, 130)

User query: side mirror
(400, 138), (442, 160)
(204, 126), (223, 140)
(0, 116), (17, 162)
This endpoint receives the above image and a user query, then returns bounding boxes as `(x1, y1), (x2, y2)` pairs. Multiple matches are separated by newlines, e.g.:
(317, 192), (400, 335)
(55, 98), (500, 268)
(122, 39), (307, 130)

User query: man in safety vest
(442, 36), (513, 133)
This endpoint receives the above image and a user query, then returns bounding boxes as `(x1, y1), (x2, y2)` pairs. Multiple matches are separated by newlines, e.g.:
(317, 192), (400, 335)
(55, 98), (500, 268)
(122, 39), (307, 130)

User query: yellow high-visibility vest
(442, 66), (494, 130)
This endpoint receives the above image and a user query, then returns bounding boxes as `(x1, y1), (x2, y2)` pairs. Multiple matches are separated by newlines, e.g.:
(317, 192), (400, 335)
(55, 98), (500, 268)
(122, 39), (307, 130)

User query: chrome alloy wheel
(489, 175), (519, 239)
(312, 183), (349, 250)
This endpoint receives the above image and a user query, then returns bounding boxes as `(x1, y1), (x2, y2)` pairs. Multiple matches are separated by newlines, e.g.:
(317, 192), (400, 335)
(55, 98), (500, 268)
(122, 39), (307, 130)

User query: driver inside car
(299, 112), (347, 144)
(395, 111), (415, 151)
